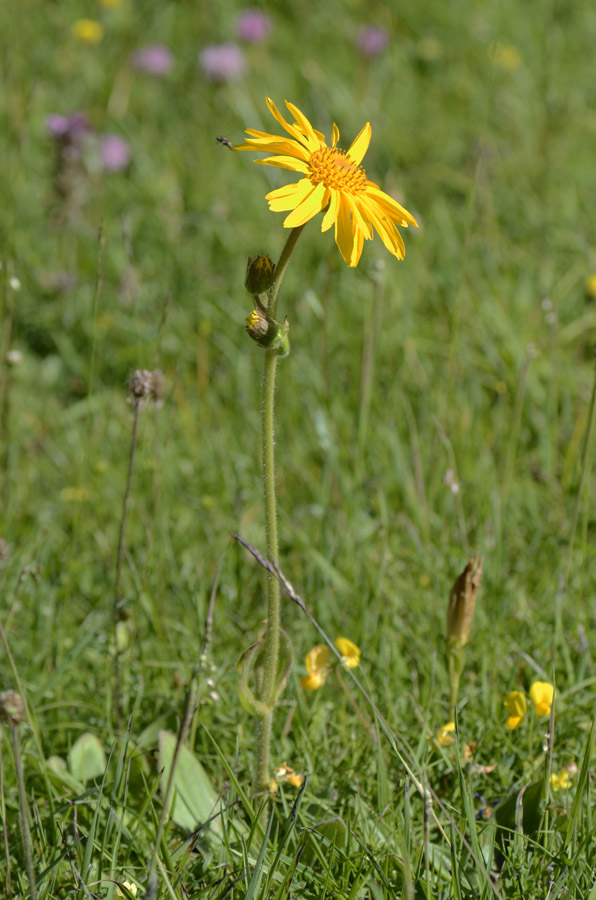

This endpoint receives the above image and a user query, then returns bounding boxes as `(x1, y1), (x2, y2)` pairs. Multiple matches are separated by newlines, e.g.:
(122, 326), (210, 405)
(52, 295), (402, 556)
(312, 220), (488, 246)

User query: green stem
(253, 227), (303, 794)
(267, 226), (305, 319)
(12, 726), (37, 900)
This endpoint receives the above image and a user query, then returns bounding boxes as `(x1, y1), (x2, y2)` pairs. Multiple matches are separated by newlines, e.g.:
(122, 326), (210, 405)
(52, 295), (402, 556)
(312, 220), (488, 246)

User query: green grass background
(1, 0), (596, 896)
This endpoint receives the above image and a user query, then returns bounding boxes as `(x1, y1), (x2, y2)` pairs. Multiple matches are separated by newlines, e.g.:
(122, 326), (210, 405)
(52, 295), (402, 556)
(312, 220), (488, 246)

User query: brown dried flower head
(0, 690), (26, 726)
(446, 556), (483, 649)
(127, 369), (164, 409)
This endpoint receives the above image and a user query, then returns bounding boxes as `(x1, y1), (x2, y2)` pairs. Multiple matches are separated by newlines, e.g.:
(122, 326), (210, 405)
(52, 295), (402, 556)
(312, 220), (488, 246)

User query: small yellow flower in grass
(436, 722), (456, 746)
(550, 770), (572, 791)
(116, 882), (137, 898)
(504, 690), (527, 729)
(272, 763), (304, 788)
(585, 274), (596, 301)
(529, 681), (554, 718)
(234, 98), (418, 267)
(72, 19), (104, 44)
(300, 644), (331, 690)
(489, 42), (522, 71)
(334, 637), (360, 669)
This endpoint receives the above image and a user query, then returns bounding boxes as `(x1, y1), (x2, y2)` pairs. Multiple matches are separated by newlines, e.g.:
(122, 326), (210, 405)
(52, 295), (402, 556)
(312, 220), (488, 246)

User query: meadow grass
(1, 0), (596, 897)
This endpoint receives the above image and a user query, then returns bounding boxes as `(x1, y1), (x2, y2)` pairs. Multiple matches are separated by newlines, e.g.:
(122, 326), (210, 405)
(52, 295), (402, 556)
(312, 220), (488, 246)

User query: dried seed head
(446, 557), (483, 648)
(127, 369), (164, 409)
(0, 690), (26, 726)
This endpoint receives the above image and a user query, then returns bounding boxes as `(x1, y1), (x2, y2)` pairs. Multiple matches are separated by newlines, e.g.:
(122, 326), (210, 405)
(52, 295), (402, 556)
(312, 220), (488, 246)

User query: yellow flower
(529, 681), (554, 718)
(585, 273), (596, 300)
(550, 770), (572, 791)
(71, 19), (104, 44)
(116, 882), (137, 898)
(489, 42), (522, 71)
(437, 722), (456, 746)
(334, 637), (360, 669)
(272, 762), (304, 788)
(504, 690), (527, 729)
(300, 644), (331, 690)
(234, 98), (418, 267)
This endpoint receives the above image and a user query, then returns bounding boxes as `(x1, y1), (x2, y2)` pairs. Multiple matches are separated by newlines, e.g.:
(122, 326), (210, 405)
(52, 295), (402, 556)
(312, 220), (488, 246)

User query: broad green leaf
(68, 732), (107, 783)
(158, 730), (220, 833)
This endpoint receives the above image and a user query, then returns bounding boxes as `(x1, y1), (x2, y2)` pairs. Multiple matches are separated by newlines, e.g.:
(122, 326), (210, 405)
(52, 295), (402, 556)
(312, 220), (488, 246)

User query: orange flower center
(308, 147), (367, 194)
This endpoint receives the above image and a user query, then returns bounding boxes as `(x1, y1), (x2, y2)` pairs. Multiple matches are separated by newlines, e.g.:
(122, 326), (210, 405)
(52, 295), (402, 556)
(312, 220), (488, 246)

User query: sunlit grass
(1, 0), (596, 896)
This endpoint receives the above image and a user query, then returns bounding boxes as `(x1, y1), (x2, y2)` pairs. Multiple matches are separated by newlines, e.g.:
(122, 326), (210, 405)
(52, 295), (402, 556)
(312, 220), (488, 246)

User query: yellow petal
(504, 690), (527, 729)
(266, 97), (305, 144)
(437, 722), (456, 746)
(335, 196), (357, 266)
(256, 155), (310, 173)
(345, 195), (373, 241)
(334, 637), (361, 668)
(235, 136), (310, 160)
(364, 202), (406, 258)
(321, 190), (340, 232)
(331, 123), (340, 148)
(347, 122), (371, 165)
(266, 178), (313, 212)
(365, 184), (418, 227)
(284, 100), (322, 150)
(304, 643), (330, 674)
(283, 182), (328, 228)
(529, 682), (554, 718)
(300, 672), (326, 690)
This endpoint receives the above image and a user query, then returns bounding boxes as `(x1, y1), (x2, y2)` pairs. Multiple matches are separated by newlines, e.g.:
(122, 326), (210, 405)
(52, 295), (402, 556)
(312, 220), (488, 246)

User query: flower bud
(446, 556), (482, 649)
(245, 309), (290, 356)
(245, 254), (275, 294)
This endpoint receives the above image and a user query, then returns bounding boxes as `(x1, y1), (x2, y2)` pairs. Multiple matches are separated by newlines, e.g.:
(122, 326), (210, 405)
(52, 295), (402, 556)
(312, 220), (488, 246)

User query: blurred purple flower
(235, 9), (272, 43)
(46, 112), (89, 140)
(199, 43), (246, 82)
(101, 134), (131, 172)
(131, 44), (173, 75)
(357, 25), (389, 57)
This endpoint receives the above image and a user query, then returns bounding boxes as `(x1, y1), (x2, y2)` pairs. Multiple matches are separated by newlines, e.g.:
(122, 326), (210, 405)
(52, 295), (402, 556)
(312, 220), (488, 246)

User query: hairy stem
(253, 226), (303, 794)
(113, 401), (141, 734)
(12, 726), (37, 900)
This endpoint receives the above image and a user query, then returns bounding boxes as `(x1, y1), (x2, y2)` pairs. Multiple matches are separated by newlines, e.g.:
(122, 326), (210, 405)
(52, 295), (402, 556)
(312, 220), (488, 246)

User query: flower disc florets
(307, 147), (367, 194)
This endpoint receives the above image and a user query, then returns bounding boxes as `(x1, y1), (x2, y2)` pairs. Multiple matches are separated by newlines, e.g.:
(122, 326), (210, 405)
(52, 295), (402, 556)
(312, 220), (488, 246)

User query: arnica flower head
(529, 681), (554, 718)
(300, 644), (331, 690)
(131, 45), (173, 75)
(234, 98), (418, 267)
(504, 690), (527, 729)
(199, 43), (247, 82)
(334, 637), (360, 668)
(236, 9), (272, 43)
(357, 25), (389, 57)
(71, 19), (104, 45)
